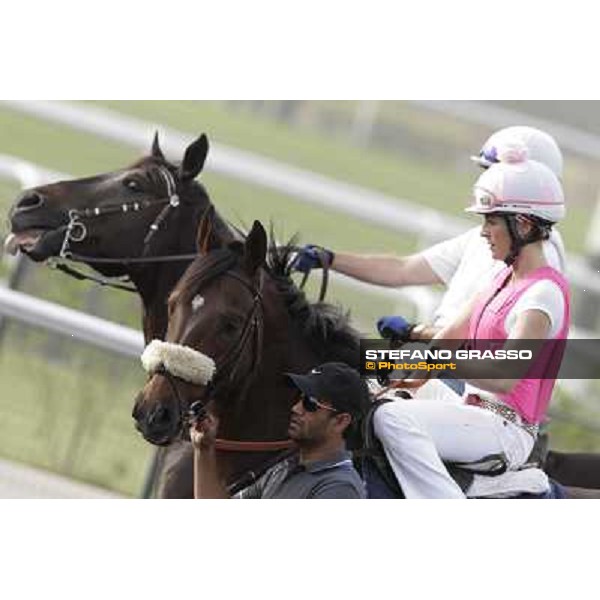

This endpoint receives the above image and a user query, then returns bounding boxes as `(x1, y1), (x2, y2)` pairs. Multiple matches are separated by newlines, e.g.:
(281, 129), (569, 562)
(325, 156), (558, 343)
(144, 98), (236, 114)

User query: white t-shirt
(506, 279), (565, 338)
(417, 228), (567, 405)
(421, 226), (565, 328)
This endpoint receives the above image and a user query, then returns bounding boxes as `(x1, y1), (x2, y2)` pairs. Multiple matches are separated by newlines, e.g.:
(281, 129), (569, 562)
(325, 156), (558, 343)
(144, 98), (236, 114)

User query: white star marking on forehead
(191, 294), (205, 313)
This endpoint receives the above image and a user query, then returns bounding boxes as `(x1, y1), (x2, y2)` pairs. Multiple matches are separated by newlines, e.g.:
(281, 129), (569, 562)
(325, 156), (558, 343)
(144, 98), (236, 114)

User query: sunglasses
(299, 392), (339, 413)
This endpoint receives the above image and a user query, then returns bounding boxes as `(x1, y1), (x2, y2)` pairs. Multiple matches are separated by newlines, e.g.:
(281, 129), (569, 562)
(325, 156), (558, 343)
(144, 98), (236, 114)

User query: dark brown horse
(6, 134), (600, 495)
(133, 220), (361, 486)
(6, 132), (235, 342)
(6, 133), (236, 497)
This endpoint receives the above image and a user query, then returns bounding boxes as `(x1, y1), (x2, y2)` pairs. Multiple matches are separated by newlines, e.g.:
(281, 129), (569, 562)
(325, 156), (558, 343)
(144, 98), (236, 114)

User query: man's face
(287, 393), (342, 445)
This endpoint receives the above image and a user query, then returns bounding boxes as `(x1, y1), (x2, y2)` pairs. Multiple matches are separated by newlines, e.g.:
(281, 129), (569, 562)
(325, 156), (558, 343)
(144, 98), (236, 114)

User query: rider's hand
(291, 244), (335, 274)
(377, 315), (414, 342)
(190, 411), (219, 451)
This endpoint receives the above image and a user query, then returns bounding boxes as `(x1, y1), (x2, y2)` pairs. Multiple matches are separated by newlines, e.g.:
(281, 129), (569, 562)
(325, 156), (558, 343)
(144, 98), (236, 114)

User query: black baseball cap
(285, 362), (370, 419)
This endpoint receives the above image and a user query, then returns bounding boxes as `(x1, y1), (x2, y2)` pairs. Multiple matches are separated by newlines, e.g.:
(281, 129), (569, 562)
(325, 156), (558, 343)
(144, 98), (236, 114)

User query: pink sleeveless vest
(468, 266), (570, 424)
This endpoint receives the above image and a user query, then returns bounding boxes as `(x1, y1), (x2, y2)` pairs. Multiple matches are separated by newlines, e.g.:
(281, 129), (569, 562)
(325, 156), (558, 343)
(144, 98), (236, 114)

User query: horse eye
(219, 316), (242, 336)
(222, 321), (237, 333)
(124, 179), (142, 192)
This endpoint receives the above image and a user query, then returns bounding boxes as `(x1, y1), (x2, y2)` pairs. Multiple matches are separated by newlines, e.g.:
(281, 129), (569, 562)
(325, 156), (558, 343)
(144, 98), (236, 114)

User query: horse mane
(170, 230), (361, 369)
(265, 232), (361, 368)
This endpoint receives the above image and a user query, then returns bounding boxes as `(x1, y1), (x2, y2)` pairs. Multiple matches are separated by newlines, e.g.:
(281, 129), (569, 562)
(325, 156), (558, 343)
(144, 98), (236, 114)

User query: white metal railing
(0, 286), (144, 357)
(0, 155), (67, 187)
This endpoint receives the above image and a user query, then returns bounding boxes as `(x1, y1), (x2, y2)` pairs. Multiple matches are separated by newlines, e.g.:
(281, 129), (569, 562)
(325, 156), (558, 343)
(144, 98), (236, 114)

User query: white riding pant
(373, 399), (535, 499)
(411, 378), (463, 403)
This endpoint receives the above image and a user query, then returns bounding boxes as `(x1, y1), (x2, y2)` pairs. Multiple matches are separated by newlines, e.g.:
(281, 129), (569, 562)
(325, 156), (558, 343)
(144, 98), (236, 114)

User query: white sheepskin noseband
(141, 339), (216, 385)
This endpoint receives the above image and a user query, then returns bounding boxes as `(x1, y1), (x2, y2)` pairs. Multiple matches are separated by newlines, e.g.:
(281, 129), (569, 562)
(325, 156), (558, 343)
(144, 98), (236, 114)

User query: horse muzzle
(4, 226), (69, 261)
(8, 197), (70, 261)
(133, 397), (181, 446)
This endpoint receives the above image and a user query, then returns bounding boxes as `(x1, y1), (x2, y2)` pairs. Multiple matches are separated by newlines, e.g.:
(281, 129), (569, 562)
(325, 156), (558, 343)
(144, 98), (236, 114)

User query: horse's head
(5, 133), (212, 276)
(132, 220), (269, 445)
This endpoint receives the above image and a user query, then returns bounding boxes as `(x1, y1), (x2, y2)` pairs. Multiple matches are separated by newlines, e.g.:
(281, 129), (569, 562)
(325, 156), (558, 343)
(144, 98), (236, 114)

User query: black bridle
(48, 166), (202, 291)
(46, 164), (331, 303)
(48, 167), (330, 302)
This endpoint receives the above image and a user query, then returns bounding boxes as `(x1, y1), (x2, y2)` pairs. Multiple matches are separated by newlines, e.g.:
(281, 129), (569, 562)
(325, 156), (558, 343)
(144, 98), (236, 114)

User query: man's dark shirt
(235, 450), (365, 499)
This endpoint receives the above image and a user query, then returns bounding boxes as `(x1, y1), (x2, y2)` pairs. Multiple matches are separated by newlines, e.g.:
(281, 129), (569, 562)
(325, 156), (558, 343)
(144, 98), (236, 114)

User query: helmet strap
(501, 214), (552, 266)
(503, 215), (521, 266)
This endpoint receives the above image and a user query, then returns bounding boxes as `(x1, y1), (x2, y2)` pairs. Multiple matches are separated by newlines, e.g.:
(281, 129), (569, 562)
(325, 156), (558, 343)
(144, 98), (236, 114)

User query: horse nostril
(16, 191), (45, 212)
(148, 405), (172, 428)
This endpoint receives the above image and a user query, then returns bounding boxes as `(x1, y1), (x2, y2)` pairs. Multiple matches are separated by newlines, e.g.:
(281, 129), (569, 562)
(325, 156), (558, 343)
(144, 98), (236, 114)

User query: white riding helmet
(466, 142), (565, 223)
(472, 125), (564, 180)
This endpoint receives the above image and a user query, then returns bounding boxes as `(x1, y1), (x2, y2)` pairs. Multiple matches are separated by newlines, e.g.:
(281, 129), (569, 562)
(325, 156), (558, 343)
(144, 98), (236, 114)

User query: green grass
(548, 387), (600, 452)
(0, 326), (151, 496)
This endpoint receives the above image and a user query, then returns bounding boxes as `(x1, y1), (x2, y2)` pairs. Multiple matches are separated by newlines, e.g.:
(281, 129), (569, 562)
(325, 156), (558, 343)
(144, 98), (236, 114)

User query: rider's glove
(377, 315), (415, 342)
(292, 244), (335, 274)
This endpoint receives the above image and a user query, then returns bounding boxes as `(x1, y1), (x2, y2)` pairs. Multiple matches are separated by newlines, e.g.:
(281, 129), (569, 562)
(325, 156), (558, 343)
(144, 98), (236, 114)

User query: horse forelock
(169, 247), (239, 308)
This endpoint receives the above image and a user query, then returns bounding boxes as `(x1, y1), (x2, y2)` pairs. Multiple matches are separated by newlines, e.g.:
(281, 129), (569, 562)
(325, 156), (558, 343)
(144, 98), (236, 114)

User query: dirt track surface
(0, 458), (123, 498)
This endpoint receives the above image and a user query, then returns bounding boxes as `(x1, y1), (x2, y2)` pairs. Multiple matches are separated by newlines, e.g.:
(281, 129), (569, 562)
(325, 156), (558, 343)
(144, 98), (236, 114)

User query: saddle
(357, 398), (552, 499)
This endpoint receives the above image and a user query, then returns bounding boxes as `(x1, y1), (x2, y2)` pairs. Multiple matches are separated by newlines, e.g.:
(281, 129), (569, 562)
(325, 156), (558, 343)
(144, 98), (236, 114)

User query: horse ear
(179, 134), (209, 181)
(151, 131), (165, 160)
(244, 220), (267, 274)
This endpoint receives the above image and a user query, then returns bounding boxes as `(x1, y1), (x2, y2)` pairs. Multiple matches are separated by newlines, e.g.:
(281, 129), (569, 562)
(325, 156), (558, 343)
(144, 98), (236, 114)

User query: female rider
(372, 144), (570, 498)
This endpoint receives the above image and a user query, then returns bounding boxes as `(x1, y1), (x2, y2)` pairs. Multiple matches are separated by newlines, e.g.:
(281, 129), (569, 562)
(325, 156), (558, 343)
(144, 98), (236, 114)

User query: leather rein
(297, 245), (331, 303)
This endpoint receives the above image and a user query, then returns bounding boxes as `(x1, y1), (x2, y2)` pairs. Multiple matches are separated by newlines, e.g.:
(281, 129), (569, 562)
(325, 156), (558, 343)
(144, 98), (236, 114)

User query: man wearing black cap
(190, 362), (369, 499)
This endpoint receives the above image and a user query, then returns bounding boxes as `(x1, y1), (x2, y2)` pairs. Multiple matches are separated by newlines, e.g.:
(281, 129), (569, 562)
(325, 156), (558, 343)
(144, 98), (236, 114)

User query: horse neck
(138, 261), (190, 342)
(213, 288), (319, 484)
(215, 333), (317, 487)
(133, 237), (196, 343)
(133, 201), (234, 343)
